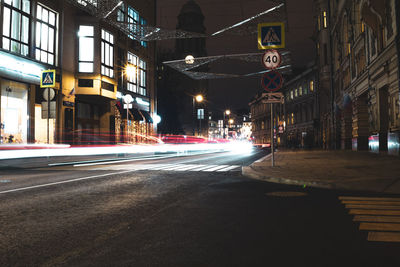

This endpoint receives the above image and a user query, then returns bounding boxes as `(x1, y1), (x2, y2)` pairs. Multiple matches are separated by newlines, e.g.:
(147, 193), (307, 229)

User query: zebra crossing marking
(340, 196), (400, 242)
(93, 163), (241, 173)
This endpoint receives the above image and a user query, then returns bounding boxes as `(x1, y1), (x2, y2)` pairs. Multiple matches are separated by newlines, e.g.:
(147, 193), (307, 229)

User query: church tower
(175, 0), (207, 58)
(174, 0), (209, 137)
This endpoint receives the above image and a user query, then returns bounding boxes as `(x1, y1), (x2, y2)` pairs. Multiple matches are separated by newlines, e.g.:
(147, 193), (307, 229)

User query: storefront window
(2, 0), (31, 56)
(1, 80), (28, 143)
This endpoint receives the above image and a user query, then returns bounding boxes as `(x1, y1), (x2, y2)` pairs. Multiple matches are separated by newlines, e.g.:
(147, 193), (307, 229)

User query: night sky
(157, 0), (315, 115)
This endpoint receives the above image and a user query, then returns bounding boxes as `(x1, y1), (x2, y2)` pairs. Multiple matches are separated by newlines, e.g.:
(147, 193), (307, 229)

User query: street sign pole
(272, 108), (275, 166)
(47, 88), (50, 144)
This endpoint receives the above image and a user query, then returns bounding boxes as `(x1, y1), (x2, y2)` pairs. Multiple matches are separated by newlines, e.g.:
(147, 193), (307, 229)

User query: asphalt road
(0, 148), (400, 266)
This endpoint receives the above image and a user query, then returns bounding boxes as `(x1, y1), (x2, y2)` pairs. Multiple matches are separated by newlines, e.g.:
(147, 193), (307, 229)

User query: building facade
(0, 0), (156, 144)
(314, 0), (400, 155)
(250, 67), (317, 148)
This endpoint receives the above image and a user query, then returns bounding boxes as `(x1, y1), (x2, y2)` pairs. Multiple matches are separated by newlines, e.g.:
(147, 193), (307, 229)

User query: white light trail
(0, 141), (253, 161)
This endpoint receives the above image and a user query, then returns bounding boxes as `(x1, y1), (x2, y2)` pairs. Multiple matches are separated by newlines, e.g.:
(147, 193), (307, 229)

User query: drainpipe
(58, 0), (65, 144)
(327, 0), (336, 149)
(395, 0), (400, 155)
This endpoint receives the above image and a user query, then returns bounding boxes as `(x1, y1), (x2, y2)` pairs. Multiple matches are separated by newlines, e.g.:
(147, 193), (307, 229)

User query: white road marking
(217, 165), (241, 172)
(0, 170), (134, 195)
(202, 165), (230, 172)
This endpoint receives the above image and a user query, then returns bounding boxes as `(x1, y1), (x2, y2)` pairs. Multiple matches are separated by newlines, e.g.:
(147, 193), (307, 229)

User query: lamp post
(223, 109), (231, 138)
(123, 94), (133, 143)
(193, 94), (203, 136)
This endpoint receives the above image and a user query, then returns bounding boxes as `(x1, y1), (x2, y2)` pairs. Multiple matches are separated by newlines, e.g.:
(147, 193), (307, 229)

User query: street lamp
(123, 94), (134, 143)
(223, 109), (231, 139)
(193, 94), (204, 136)
(125, 63), (136, 80)
(185, 55), (195, 64)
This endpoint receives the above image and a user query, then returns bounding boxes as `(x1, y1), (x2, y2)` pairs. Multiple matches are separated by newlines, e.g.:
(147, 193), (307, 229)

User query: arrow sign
(261, 71), (283, 92)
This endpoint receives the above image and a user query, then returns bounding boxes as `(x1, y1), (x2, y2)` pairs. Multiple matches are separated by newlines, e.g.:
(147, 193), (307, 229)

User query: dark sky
(157, 0), (315, 114)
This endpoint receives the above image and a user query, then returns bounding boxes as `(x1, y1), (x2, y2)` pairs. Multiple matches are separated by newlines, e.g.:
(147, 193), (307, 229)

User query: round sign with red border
(261, 71), (283, 92)
(262, 49), (281, 70)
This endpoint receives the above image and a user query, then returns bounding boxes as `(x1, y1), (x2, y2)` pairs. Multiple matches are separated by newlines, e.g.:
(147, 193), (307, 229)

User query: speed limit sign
(262, 49), (281, 70)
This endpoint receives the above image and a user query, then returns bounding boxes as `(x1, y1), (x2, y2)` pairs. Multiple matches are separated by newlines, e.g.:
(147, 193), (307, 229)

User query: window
(299, 86), (303, 96)
(139, 59), (146, 96)
(127, 6), (139, 40)
(318, 14), (321, 31)
(2, 0), (31, 56)
(291, 113), (294, 124)
(77, 0), (97, 7)
(140, 17), (147, 47)
(323, 11), (328, 28)
(117, 2), (125, 22)
(295, 88), (298, 97)
(35, 4), (57, 65)
(101, 29), (114, 78)
(290, 90), (293, 100)
(310, 80), (314, 92)
(78, 25), (94, 72)
(127, 51), (138, 93)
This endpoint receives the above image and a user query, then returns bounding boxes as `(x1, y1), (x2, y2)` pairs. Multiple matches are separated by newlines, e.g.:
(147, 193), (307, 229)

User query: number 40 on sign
(262, 49), (281, 70)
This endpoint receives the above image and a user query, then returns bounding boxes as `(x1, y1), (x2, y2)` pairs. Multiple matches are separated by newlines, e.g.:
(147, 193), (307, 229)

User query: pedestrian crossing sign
(258, 22), (285, 50)
(40, 69), (56, 88)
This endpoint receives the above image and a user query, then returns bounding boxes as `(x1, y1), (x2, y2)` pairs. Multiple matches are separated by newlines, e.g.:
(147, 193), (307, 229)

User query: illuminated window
(2, 0), (31, 56)
(77, 0), (97, 7)
(290, 90), (293, 99)
(78, 25), (94, 72)
(117, 2), (125, 22)
(310, 80), (314, 92)
(35, 4), (57, 65)
(299, 86), (303, 96)
(127, 6), (139, 40)
(318, 15), (321, 31)
(361, 22), (365, 33)
(140, 18), (147, 47)
(291, 113), (294, 124)
(347, 43), (351, 55)
(127, 51), (138, 93)
(101, 29), (114, 78)
(139, 59), (146, 96)
(295, 88), (298, 97)
(323, 11), (328, 28)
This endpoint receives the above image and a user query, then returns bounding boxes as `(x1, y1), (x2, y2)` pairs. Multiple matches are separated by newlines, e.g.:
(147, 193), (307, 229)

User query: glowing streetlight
(229, 119), (234, 124)
(195, 94), (203, 102)
(125, 64), (136, 80)
(185, 55), (195, 64)
(225, 110), (231, 115)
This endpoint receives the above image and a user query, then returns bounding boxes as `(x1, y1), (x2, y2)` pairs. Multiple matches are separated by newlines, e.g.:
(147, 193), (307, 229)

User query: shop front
(0, 51), (47, 144)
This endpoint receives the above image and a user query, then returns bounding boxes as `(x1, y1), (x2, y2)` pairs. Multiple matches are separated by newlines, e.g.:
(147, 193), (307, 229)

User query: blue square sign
(258, 22), (285, 50)
(40, 69), (56, 88)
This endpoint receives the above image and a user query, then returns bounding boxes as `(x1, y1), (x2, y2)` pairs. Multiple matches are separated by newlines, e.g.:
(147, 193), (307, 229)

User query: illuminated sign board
(0, 51), (45, 84)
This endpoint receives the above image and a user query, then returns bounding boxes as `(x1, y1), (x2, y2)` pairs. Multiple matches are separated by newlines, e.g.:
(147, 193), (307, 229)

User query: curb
(242, 165), (337, 189)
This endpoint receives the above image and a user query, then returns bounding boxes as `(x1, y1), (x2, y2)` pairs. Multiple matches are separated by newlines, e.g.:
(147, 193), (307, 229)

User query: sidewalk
(242, 149), (400, 194)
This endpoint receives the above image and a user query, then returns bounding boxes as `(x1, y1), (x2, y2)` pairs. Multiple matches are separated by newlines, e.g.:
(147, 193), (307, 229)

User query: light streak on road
(0, 141), (254, 160)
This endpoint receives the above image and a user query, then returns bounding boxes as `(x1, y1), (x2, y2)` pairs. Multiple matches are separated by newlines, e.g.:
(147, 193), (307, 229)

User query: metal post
(47, 88), (50, 144)
(199, 118), (202, 136)
(271, 103), (274, 167)
(192, 97), (195, 136)
(127, 106), (129, 143)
